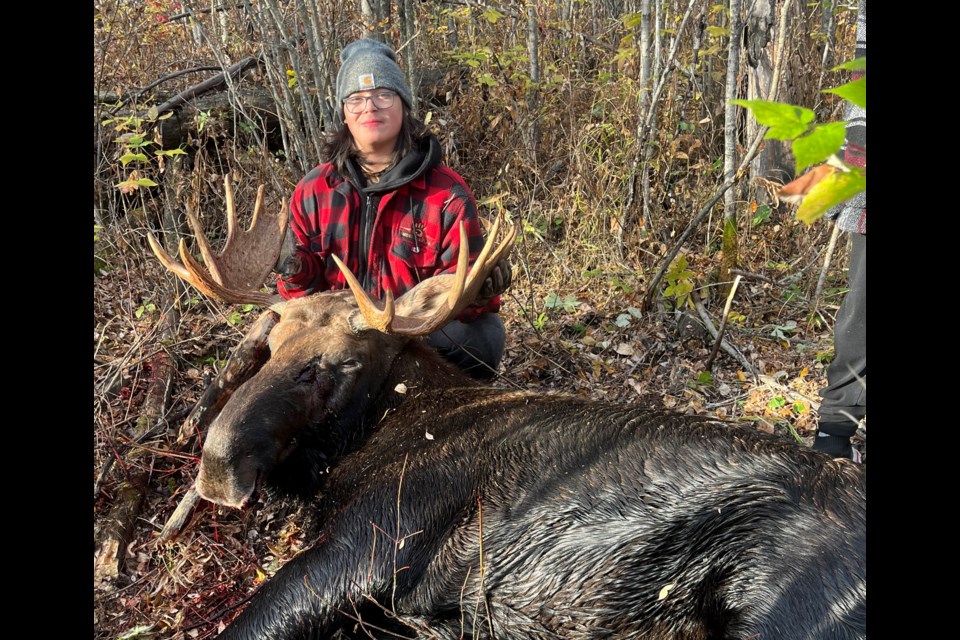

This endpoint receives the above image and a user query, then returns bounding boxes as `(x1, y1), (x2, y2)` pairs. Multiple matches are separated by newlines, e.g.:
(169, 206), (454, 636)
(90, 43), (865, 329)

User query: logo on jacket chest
(398, 221), (426, 252)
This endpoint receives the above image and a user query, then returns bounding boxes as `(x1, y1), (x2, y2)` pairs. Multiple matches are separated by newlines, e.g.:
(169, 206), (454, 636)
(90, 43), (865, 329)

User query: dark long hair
(321, 110), (431, 177)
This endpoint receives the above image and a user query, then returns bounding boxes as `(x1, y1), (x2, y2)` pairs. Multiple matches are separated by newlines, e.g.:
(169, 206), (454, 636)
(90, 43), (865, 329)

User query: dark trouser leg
(815, 232), (866, 454)
(426, 313), (506, 380)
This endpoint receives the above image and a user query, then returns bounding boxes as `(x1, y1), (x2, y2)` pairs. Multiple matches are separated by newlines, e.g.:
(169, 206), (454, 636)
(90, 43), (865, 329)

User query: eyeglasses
(342, 91), (397, 114)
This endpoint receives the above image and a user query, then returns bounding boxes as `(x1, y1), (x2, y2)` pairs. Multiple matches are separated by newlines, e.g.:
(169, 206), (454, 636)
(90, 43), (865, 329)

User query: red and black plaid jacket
(277, 137), (499, 322)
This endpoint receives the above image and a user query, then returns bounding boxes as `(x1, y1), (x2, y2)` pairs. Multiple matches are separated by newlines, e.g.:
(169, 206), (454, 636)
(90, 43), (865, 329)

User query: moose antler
(148, 176), (287, 307)
(335, 217), (517, 336)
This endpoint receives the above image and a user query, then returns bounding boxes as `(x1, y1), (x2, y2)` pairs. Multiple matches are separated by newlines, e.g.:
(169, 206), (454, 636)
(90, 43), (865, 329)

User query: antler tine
(146, 177), (287, 307)
(186, 207), (226, 285)
(330, 254), (396, 332)
(393, 218), (516, 337)
(334, 218), (515, 336)
(147, 232), (197, 284)
(445, 225), (471, 312)
(224, 174), (239, 242)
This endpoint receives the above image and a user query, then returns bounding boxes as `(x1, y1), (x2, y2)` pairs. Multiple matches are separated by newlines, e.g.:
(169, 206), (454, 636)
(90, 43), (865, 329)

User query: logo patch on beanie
(358, 73), (375, 89)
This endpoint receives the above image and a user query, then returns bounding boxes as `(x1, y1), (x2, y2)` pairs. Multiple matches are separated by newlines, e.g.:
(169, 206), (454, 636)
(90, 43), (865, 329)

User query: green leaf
(156, 148), (187, 157)
(543, 293), (580, 313)
(581, 268), (603, 278)
(731, 99), (815, 140)
(832, 56), (866, 72)
(752, 204), (772, 226)
(147, 106), (159, 121)
(792, 122), (847, 173)
(706, 25), (729, 38)
(119, 153), (148, 166)
(136, 178), (159, 187)
(622, 12), (643, 28)
(480, 8), (504, 23)
(615, 314), (632, 328)
(627, 306), (642, 319)
(824, 77), (866, 109)
(241, 304), (256, 312)
(796, 171), (866, 224)
(477, 72), (497, 87)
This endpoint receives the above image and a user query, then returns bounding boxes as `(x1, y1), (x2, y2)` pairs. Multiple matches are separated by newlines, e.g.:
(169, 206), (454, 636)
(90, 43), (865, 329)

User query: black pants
(818, 232), (866, 437)
(427, 313), (506, 380)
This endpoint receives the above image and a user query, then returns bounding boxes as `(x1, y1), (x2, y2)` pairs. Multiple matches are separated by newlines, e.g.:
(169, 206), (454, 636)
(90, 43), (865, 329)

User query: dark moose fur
(201, 293), (866, 640)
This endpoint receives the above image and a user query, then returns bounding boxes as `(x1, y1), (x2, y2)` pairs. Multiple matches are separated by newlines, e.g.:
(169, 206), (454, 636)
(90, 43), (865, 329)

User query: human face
(343, 89), (403, 158)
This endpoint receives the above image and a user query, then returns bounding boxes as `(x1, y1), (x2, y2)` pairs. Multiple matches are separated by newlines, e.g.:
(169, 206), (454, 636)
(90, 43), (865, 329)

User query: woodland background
(93, 1), (863, 638)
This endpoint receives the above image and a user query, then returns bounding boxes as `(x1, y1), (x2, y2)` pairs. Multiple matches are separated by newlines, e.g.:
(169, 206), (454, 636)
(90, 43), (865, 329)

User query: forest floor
(92, 221), (865, 640)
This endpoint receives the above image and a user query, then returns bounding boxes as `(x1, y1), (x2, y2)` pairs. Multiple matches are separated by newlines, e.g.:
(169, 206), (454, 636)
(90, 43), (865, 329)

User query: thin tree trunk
(819, 0), (837, 82)
(746, 0), (793, 188)
(809, 221), (842, 322)
(721, 0), (744, 289)
(526, 3), (540, 167)
(638, 0), (654, 236)
(653, 0), (663, 80)
(360, 0), (377, 36)
(399, 0), (419, 112)
(622, 0), (701, 243)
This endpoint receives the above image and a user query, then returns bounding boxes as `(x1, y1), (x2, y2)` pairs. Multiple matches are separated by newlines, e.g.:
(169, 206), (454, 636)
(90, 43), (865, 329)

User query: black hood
(346, 135), (442, 194)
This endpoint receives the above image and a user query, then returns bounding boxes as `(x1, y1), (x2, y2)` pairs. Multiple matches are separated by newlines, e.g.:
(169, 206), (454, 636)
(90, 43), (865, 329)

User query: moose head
(148, 178), (515, 508)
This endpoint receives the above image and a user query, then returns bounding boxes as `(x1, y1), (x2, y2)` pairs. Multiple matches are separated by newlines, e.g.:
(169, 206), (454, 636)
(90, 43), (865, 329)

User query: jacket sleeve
(435, 187), (501, 323)
(276, 179), (329, 300)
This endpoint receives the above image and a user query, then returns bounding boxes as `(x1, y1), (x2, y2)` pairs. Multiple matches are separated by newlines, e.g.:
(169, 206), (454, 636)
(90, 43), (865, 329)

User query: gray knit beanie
(336, 39), (413, 112)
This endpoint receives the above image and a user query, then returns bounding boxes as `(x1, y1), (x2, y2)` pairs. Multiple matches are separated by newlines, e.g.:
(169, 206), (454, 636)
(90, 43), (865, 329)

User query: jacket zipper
(359, 193), (377, 292)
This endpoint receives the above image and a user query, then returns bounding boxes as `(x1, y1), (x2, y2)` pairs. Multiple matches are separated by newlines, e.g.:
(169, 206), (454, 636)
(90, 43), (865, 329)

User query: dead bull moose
(150, 180), (866, 639)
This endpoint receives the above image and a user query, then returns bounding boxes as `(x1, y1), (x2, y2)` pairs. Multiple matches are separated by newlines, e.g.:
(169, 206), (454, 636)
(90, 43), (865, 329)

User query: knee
(427, 315), (505, 379)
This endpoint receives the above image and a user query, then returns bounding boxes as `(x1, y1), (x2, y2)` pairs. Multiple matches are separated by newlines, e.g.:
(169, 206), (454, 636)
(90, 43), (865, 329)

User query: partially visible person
(814, 0), (866, 461)
(277, 38), (511, 379)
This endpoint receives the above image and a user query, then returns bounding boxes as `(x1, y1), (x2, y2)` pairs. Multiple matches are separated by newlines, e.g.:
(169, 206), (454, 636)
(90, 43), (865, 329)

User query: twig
(809, 221), (842, 321)
(691, 290), (758, 379)
(146, 56), (263, 130)
(704, 275), (742, 372)
(158, 486), (201, 542)
(729, 268), (778, 286)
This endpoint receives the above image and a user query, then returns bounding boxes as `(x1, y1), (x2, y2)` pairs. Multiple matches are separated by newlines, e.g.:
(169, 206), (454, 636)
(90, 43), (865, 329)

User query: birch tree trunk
(746, 0), (793, 192)
(525, 2), (540, 166)
(638, 0), (654, 236)
(361, 0), (390, 39)
(399, 0), (419, 112)
(721, 0), (744, 287)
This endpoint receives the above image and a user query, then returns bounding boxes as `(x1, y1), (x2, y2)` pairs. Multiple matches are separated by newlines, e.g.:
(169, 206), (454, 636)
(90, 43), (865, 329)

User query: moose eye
(295, 358), (322, 384)
(341, 359), (361, 371)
